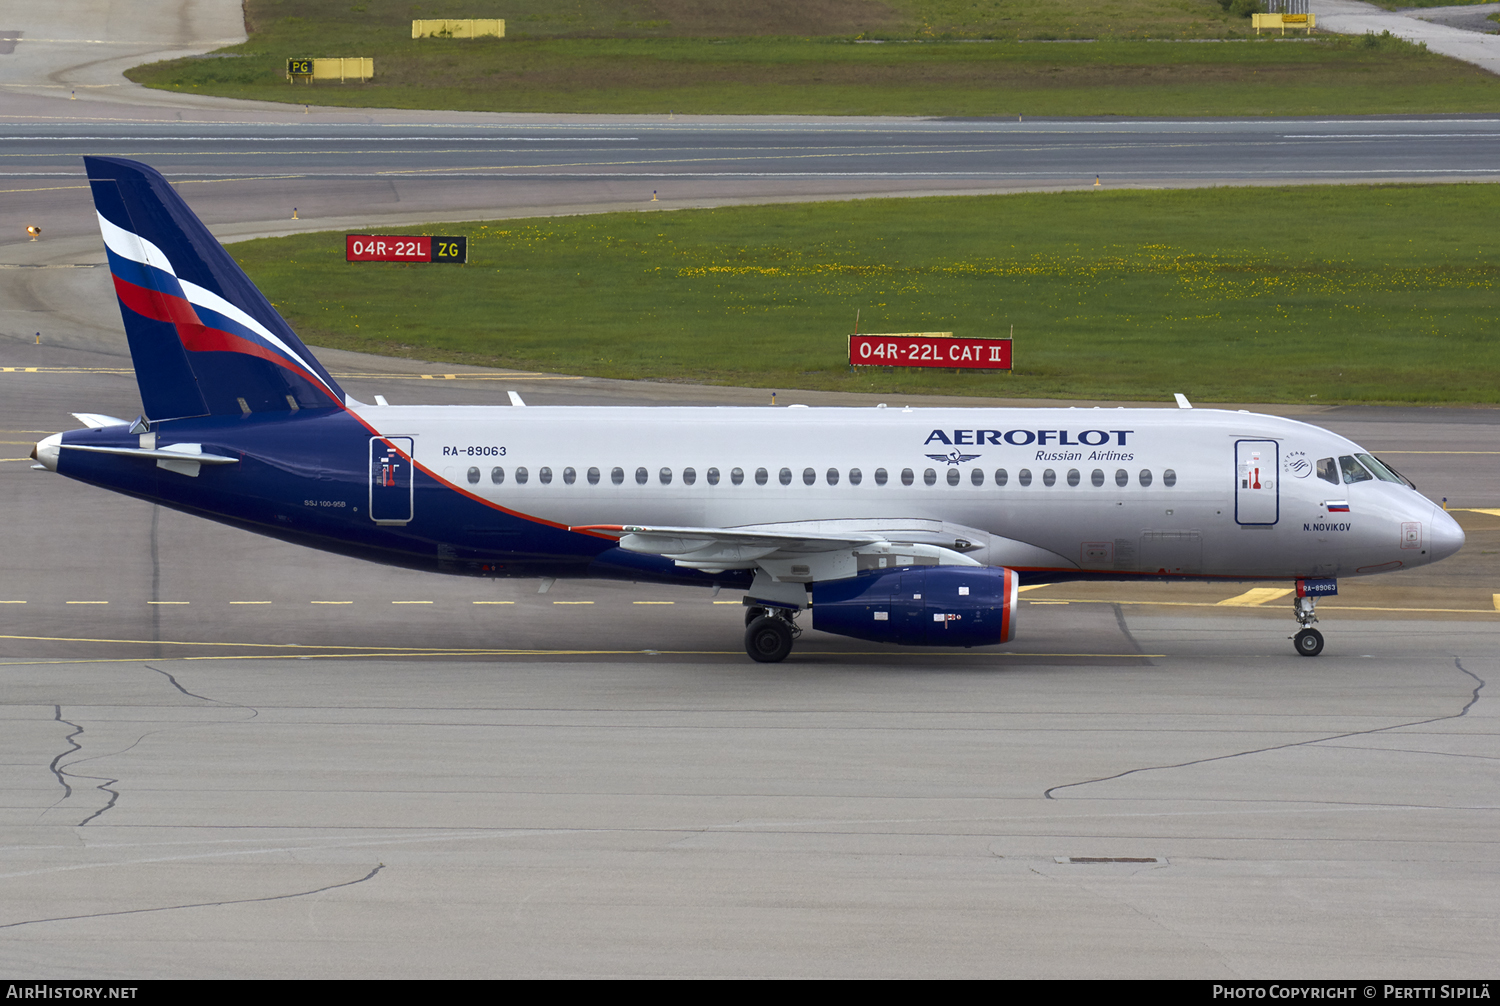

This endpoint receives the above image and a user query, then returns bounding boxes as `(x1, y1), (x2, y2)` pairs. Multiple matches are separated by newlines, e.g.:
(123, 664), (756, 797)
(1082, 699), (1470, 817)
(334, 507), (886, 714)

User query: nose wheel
(1291, 594), (1324, 657)
(1294, 628), (1324, 657)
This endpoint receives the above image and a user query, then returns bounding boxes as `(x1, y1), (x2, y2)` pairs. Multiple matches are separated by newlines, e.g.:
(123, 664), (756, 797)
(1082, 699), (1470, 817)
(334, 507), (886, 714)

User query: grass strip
(232, 184), (1500, 406)
(126, 0), (1500, 117)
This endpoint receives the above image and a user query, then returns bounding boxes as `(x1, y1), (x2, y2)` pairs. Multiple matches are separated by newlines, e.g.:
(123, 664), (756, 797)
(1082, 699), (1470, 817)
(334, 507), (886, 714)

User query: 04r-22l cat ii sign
(850, 333), (1011, 370)
(29, 158), (1463, 662)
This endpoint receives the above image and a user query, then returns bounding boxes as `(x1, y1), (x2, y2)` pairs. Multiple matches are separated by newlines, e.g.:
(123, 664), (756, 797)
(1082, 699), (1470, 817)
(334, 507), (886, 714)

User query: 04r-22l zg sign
(345, 235), (467, 264)
(849, 333), (1011, 370)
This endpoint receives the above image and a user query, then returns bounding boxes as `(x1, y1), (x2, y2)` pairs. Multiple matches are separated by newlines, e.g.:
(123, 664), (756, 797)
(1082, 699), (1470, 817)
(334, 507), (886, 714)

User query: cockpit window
(1339, 455), (1374, 484)
(1316, 458), (1339, 485)
(1356, 453), (1404, 484)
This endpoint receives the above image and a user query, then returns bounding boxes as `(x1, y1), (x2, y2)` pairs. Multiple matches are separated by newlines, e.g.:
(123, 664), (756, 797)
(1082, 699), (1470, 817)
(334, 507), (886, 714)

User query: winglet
(1173, 393), (1193, 409)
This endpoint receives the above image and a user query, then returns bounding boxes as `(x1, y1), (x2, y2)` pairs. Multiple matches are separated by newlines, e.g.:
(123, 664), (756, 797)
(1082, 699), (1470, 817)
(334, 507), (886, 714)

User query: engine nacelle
(811, 566), (1018, 647)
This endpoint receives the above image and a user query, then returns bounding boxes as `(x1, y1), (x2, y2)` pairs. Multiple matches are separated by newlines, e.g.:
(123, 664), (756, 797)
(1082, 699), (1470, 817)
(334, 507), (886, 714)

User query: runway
(1, 4), (1497, 980)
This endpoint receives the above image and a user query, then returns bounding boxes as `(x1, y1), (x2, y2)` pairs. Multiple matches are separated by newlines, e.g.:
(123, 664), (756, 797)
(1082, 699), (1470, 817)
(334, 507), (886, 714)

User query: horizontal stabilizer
(71, 413), (129, 429)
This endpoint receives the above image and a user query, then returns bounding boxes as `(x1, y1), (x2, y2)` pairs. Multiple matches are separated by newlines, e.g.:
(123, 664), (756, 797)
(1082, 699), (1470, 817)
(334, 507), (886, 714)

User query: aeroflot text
(925, 429), (1134, 447)
(1211, 988), (1491, 1000)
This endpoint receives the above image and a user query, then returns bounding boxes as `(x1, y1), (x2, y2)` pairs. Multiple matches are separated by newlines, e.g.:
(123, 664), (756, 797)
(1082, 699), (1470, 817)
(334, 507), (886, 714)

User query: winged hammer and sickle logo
(926, 450), (981, 466)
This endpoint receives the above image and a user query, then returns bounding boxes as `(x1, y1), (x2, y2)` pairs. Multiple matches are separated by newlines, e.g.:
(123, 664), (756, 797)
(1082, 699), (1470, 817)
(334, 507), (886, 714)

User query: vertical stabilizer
(85, 156), (348, 422)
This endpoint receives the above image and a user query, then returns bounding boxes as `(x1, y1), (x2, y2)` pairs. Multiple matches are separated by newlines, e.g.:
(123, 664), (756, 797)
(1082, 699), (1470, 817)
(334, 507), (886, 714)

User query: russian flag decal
(1325, 501), (1350, 513)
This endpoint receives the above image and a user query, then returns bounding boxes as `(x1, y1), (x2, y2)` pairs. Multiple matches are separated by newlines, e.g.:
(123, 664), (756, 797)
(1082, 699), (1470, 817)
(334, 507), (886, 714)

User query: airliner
(30, 157), (1465, 661)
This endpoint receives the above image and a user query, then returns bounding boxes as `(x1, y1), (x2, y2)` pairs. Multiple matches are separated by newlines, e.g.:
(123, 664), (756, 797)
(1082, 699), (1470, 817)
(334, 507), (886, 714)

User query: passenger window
(970, 468), (984, 487)
(706, 467), (720, 485)
(1139, 469), (1152, 487)
(683, 467), (696, 485)
(611, 466), (624, 485)
(995, 468), (1008, 487)
(826, 468), (840, 486)
(923, 468), (936, 486)
(901, 468), (914, 486)
(803, 467), (816, 486)
(944, 468), (958, 486)
(731, 467), (745, 485)
(491, 466), (505, 485)
(539, 467), (553, 485)
(1091, 469), (1104, 487)
(467, 466), (480, 485)
(1018, 468), (1032, 487)
(587, 467), (600, 486)
(635, 467), (648, 485)
(515, 466), (529, 485)
(659, 467), (673, 485)
(755, 467), (768, 486)
(1066, 468), (1080, 487)
(779, 467), (792, 486)
(874, 468), (888, 486)
(1163, 468), (1177, 487)
(1316, 457), (1339, 485)
(563, 467), (576, 485)
(849, 468), (862, 486)
(1115, 468), (1127, 487)
(1042, 469), (1056, 487)
(1339, 456), (1373, 484)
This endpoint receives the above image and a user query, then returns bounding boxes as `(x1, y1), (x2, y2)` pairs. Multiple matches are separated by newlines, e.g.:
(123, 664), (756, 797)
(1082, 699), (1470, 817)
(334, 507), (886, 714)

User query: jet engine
(811, 566), (1018, 647)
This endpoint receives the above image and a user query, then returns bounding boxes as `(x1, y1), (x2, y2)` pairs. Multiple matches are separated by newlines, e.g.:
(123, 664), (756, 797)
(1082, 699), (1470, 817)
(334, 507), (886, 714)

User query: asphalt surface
(0, 1), (1497, 981)
(4, 116), (1500, 256)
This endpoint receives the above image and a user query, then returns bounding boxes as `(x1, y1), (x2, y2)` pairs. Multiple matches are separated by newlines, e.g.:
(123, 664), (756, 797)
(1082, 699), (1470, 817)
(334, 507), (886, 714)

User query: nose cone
(32, 432), (62, 472)
(1429, 505), (1465, 563)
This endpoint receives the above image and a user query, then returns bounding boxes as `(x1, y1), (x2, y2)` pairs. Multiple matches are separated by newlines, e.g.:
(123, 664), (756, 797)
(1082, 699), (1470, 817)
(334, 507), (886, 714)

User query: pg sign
(850, 332), (1011, 370)
(346, 235), (467, 264)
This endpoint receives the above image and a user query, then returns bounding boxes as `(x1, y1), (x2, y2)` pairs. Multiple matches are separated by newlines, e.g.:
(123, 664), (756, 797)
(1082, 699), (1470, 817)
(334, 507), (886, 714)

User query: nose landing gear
(1292, 595), (1324, 657)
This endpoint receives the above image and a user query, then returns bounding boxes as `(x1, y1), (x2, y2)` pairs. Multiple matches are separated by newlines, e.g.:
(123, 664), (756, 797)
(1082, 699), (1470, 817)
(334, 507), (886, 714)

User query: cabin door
(1234, 439), (1279, 526)
(369, 436), (415, 525)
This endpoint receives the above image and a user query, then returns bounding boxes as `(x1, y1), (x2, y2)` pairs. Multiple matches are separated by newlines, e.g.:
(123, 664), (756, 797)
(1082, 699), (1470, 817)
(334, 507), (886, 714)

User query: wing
(571, 521), (981, 581)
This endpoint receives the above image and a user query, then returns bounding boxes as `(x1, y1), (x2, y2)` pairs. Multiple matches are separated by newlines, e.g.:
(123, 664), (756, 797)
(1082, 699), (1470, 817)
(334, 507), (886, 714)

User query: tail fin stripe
(177, 279), (334, 393)
(112, 275), (204, 330)
(111, 275), (341, 404)
(98, 211), (341, 404)
(102, 247), (184, 302)
(96, 211), (177, 278)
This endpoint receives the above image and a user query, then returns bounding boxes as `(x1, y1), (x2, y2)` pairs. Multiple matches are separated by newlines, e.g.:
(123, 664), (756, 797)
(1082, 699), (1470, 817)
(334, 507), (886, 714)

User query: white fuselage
(364, 404), (1461, 581)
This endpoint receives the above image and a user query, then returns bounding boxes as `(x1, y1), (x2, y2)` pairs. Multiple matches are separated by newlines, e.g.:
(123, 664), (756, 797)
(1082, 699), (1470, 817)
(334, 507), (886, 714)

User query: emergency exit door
(1235, 439), (1278, 526)
(370, 436), (414, 524)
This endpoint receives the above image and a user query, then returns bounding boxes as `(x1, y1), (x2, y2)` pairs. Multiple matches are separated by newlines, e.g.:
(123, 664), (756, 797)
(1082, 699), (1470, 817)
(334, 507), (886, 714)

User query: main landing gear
(1292, 594), (1324, 657)
(745, 607), (801, 663)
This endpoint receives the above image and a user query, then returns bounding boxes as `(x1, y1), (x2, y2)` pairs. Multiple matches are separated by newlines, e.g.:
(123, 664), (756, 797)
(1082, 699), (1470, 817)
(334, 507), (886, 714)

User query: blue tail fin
(85, 156), (348, 422)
